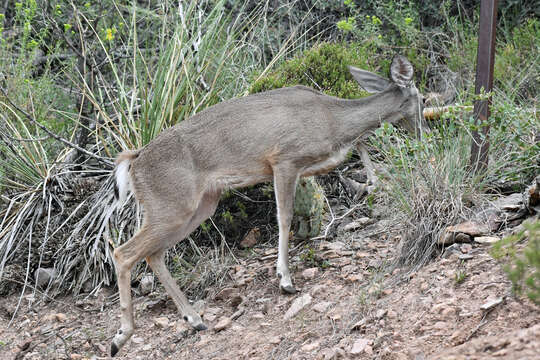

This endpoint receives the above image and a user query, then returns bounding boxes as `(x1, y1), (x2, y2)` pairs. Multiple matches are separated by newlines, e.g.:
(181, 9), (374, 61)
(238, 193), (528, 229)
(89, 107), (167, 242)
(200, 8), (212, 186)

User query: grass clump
(491, 220), (540, 305)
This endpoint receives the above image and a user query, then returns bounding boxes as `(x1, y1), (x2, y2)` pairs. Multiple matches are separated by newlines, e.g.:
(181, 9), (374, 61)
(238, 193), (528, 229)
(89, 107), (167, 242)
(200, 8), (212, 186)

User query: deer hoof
(280, 283), (297, 294)
(194, 322), (208, 331)
(111, 343), (119, 357)
(184, 313), (207, 331)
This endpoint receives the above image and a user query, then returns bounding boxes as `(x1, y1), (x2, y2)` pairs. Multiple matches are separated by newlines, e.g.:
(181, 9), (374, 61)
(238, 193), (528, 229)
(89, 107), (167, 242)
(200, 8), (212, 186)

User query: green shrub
(491, 220), (540, 305)
(250, 42), (370, 99)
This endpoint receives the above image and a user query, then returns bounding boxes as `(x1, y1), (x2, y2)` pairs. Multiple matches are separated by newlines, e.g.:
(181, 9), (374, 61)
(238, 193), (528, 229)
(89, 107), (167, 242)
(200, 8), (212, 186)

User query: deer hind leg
(111, 224), (166, 356)
(273, 163), (299, 294)
(145, 190), (220, 330)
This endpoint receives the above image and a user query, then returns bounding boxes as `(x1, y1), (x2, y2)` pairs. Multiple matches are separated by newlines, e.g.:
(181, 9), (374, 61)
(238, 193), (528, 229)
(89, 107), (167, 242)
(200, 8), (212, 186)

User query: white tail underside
(115, 159), (131, 204)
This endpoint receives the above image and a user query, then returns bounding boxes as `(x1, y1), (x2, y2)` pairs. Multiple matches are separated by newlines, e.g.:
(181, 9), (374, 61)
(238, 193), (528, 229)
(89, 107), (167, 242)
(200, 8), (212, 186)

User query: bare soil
(1, 221), (539, 360)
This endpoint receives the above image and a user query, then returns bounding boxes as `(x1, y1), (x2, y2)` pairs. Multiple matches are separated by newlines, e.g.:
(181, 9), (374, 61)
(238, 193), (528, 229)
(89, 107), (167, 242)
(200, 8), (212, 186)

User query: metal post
(469, 0), (498, 173)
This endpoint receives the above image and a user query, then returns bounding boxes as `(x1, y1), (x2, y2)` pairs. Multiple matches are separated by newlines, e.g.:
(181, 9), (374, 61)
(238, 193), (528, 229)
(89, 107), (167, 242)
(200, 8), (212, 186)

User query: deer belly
(300, 146), (351, 177)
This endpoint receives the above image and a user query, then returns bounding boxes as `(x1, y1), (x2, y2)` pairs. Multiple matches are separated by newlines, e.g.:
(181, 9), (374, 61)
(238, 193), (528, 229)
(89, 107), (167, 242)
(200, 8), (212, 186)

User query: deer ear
(390, 55), (414, 87)
(348, 66), (391, 93)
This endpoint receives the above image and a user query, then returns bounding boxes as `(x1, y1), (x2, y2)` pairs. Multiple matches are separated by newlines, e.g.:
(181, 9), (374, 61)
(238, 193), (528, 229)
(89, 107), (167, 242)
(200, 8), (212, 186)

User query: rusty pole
(469, 0), (498, 173)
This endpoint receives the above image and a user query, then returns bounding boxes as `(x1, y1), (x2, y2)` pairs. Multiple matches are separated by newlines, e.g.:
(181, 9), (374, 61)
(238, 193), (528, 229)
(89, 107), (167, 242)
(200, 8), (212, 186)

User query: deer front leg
(357, 143), (378, 193)
(273, 164), (298, 294)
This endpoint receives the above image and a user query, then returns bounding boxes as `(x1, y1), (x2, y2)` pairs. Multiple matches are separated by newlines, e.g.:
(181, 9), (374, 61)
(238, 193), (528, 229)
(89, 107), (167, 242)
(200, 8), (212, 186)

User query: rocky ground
(1, 209), (539, 360)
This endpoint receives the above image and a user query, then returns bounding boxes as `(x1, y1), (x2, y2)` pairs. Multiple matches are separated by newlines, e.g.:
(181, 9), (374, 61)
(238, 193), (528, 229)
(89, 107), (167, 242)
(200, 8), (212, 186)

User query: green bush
(491, 220), (540, 305)
(250, 42), (370, 99)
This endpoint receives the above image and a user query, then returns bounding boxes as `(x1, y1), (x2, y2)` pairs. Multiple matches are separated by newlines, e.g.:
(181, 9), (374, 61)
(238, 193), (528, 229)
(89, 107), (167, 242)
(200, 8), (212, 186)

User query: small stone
(343, 217), (373, 231)
(215, 287), (238, 301)
(301, 341), (320, 352)
(230, 295), (243, 308)
(433, 321), (447, 330)
(302, 267), (319, 280)
(154, 317), (169, 328)
(350, 338), (370, 355)
(460, 243), (473, 253)
(474, 236), (499, 244)
(142, 344), (152, 351)
(284, 294), (312, 320)
(252, 312), (265, 319)
(55, 313), (67, 322)
(34, 267), (56, 288)
(310, 284), (326, 296)
(376, 309), (387, 319)
(269, 336), (281, 344)
(203, 312), (217, 322)
(351, 319), (366, 331)
(328, 312), (341, 321)
(480, 297), (503, 311)
(240, 227), (260, 248)
(214, 316), (232, 332)
(312, 301), (332, 313)
(458, 254), (474, 261)
(139, 274), (154, 295)
(320, 348), (339, 360)
(131, 336), (144, 344)
(70, 354), (83, 360)
(319, 241), (345, 251)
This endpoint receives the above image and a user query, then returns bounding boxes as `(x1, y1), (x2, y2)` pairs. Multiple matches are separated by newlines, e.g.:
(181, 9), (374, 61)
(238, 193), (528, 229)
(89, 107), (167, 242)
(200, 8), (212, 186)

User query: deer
(110, 55), (428, 356)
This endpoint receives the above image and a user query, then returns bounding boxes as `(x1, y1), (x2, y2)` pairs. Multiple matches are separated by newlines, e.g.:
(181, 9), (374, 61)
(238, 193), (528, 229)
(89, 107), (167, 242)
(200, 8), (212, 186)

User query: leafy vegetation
(491, 220), (540, 305)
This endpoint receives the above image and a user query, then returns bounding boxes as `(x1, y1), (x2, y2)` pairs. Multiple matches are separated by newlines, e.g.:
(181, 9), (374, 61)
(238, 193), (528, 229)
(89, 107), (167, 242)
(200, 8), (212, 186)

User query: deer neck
(327, 87), (404, 144)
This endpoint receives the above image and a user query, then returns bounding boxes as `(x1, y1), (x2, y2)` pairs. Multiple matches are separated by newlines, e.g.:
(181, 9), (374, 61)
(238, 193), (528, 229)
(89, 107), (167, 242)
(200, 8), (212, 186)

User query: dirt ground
(1, 219), (539, 360)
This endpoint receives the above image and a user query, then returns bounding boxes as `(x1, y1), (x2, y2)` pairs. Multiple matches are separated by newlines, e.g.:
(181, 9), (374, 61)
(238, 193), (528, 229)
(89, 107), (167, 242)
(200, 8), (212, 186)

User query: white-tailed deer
(110, 55), (427, 356)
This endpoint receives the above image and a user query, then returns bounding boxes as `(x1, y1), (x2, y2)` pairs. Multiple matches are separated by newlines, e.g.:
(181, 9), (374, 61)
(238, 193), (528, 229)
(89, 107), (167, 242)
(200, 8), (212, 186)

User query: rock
(310, 284), (326, 296)
(231, 307), (245, 320)
(230, 295), (243, 308)
(439, 221), (489, 245)
(302, 267), (319, 280)
(240, 227), (260, 248)
(215, 287), (238, 301)
(154, 317), (169, 328)
(269, 336), (281, 344)
(480, 297), (503, 311)
(458, 254), (474, 261)
(525, 175), (540, 213)
(460, 243), (473, 253)
(214, 316), (232, 332)
(301, 341), (320, 352)
(387, 310), (397, 320)
(343, 217), (374, 231)
(450, 221), (490, 236)
(139, 274), (154, 295)
(142, 344), (152, 351)
(55, 313), (67, 322)
(351, 318), (366, 331)
(131, 336), (144, 344)
(312, 301), (332, 313)
(442, 243), (461, 258)
(319, 241), (345, 251)
(34, 267), (56, 288)
(375, 309), (387, 319)
(474, 236), (499, 244)
(493, 192), (523, 211)
(350, 338), (370, 355)
(284, 294), (312, 320)
(70, 354), (83, 360)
